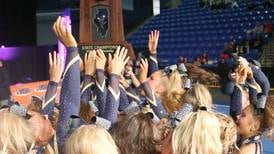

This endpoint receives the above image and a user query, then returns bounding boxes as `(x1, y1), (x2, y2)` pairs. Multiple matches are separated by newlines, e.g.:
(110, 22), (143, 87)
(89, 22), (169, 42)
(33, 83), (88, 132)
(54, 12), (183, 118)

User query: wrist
(85, 71), (95, 77)
(139, 77), (148, 84)
(129, 72), (135, 77)
(110, 71), (121, 76)
(96, 66), (105, 70)
(49, 78), (60, 83)
(48, 81), (59, 86)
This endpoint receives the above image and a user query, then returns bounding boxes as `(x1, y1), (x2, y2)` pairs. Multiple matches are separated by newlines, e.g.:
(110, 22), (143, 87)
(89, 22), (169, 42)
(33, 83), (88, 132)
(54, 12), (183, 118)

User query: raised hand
(120, 75), (130, 88)
(84, 50), (96, 76)
(238, 57), (249, 68)
(49, 51), (62, 83)
(53, 16), (77, 47)
(108, 46), (130, 75)
(95, 49), (107, 70)
(235, 66), (248, 84)
(139, 58), (148, 83)
(148, 30), (160, 54)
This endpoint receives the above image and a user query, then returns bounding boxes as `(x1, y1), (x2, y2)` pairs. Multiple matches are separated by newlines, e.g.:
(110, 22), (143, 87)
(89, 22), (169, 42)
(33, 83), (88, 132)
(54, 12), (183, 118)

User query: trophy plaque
(79, 0), (135, 59)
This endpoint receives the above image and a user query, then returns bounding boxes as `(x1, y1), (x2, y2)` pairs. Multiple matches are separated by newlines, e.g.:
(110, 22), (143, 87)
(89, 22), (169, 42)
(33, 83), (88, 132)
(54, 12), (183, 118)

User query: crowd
(220, 20), (273, 63)
(0, 16), (273, 154)
(200, 0), (239, 10)
(200, 0), (274, 10)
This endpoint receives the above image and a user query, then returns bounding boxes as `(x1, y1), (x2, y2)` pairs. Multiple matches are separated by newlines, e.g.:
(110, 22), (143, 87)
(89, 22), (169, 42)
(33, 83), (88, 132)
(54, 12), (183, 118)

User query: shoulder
(238, 143), (256, 154)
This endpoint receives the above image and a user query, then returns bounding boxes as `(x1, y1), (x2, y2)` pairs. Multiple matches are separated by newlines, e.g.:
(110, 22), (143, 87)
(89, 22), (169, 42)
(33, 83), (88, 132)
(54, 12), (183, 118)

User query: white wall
(153, 0), (160, 15)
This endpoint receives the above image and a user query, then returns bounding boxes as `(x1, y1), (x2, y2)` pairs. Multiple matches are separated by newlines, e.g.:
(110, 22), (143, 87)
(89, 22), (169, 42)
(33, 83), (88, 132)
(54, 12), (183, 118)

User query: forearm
(230, 86), (242, 117)
(148, 53), (159, 76)
(95, 69), (106, 91)
(125, 86), (141, 103)
(130, 73), (141, 87)
(141, 81), (157, 106)
(57, 47), (80, 148)
(81, 75), (95, 104)
(40, 81), (58, 116)
(249, 63), (270, 95)
(102, 74), (120, 123)
(118, 85), (130, 111)
(150, 99), (168, 119)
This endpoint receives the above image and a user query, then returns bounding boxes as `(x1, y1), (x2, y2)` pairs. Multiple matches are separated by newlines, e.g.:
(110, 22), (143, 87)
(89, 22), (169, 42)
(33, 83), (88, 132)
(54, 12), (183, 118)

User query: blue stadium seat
(128, 0), (274, 65)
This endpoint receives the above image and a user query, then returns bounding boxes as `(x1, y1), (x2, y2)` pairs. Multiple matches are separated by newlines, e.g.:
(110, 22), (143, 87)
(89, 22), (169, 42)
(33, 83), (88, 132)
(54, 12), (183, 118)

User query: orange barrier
(10, 81), (61, 107)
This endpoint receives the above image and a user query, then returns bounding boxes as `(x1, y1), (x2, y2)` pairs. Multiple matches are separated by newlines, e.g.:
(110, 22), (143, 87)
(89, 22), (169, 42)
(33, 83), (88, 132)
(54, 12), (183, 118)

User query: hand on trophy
(108, 46), (129, 75)
(95, 49), (107, 70)
(84, 50), (96, 76)
(53, 16), (77, 47)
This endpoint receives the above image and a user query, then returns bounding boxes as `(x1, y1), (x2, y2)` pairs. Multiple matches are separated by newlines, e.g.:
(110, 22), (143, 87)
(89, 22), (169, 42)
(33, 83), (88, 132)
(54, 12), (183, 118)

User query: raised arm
(139, 58), (168, 118)
(53, 17), (80, 149)
(81, 51), (96, 104)
(148, 30), (160, 76)
(127, 68), (141, 88)
(41, 51), (62, 116)
(248, 63), (270, 109)
(118, 76), (130, 111)
(239, 57), (270, 109)
(102, 46), (129, 123)
(94, 49), (107, 116)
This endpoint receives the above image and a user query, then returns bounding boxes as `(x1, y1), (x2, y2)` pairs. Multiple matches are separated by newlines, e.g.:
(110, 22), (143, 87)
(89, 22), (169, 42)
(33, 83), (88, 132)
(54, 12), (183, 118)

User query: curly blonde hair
(161, 70), (184, 113)
(215, 112), (238, 153)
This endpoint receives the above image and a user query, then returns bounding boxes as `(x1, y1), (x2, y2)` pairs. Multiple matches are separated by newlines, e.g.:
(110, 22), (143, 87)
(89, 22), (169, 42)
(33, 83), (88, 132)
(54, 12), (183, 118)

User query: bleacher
(127, 0), (274, 66)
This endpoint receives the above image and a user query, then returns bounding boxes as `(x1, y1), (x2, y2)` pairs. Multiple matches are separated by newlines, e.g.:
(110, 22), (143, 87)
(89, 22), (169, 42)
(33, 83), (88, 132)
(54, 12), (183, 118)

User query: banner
(10, 81), (61, 107)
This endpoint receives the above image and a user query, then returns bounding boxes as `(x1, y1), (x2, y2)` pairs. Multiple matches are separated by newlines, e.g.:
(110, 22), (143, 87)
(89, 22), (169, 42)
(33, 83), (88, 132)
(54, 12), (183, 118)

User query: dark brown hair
(79, 101), (95, 123)
(185, 63), (220, 85)
(111, 112), (161, 154)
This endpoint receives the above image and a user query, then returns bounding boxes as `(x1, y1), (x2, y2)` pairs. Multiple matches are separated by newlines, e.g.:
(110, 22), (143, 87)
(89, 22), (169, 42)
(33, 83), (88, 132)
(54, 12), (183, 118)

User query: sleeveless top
(239, 135), (262, 154)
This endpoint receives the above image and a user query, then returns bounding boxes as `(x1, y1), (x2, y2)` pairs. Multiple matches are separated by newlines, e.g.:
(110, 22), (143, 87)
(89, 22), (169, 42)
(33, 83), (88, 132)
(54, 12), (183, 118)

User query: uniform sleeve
(249, 63), (270, 96)
(246, 77), (258, 105)
(118, 85), (130, 112)
(56, 47), (80, 150)
(148, 53), (159, 76)
(125, 86), (141, 103)
(80, 75), (95, 105)
(222, 80), (235, 95)
(102, 74), (120, 124)
(40, 81), (58, 116)
(230, 85), (242, 117)
(141, 82), (168, 118)
(95, 69), (107, 116)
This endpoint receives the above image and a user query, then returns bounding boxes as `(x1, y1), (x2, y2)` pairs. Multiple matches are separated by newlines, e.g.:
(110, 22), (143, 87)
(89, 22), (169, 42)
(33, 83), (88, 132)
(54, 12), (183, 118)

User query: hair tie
(145, 112), (154, 119)
(199, 106), (207, 111)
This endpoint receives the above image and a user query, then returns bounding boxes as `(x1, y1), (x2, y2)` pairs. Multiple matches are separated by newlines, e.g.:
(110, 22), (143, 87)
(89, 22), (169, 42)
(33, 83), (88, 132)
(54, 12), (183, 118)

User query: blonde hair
(65, 124), (119, 154)
(0, 111), (35, 153)
(183, 83), (213, 110)
(161, 70), (184, 113)
(172, 110), (223, 154)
